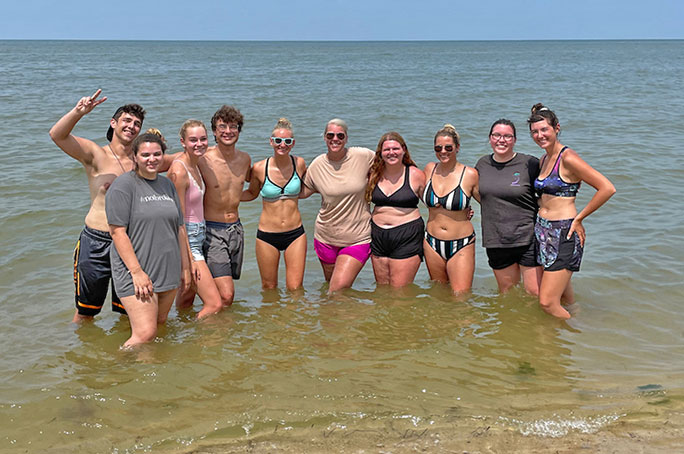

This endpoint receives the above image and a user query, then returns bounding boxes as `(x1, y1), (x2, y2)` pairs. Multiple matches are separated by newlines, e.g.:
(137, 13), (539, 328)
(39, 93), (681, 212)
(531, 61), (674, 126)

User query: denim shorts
(186, 221), (206, 262)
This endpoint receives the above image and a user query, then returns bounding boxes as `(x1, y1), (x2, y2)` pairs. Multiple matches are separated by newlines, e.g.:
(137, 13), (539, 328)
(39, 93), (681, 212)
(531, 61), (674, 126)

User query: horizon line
(1, 38), (682, 43)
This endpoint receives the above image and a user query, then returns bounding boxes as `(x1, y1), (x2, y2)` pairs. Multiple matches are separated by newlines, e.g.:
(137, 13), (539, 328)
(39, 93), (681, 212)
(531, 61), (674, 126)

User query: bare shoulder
(167, 159), (189, 184)
(560, 147), (584, 165)
(409, 164), (426, 183)
(52, 133), (104, 168)
(560, 147), (590, 172)
(203, 146), (220, 159)
(561, 147), (598, 181)
(168, 158), (187, 176)
(235, 148), (252, 165)
(79, 141), (111, 170)
(294, 155), (307, 172)
(423, 161), (436, 175)
(252, 158), (266, 173)
(463, 166), (480, 181)
(464, 165), (478, 177)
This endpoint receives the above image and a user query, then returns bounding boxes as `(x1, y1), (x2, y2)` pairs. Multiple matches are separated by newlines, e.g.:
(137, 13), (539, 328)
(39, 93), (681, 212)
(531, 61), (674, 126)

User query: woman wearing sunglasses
(242, 118), (308, 290)
(528, 103), (615, 319)
(300, 119), (374, 292)
(473, 119), (542, 295)
(365, 131), (425, 287)
(422, 124), (479, 296)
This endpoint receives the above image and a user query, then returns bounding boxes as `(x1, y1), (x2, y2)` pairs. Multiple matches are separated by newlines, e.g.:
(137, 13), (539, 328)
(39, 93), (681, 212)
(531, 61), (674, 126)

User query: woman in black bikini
(366, 132), (425, 287)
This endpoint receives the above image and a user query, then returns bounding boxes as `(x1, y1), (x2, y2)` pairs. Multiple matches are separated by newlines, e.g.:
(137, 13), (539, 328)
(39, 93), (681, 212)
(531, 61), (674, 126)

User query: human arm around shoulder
(167, 161), (195, 279)
(166, 178), (191, 292)
(408, 164), (426, 198)
(299, 157), (318, 199)
(295, 155), (307, 181)
(159, 153), (180, 173)
(177, 224), (191, 293)
(464, 166), (479, 200)
(167, 161), (190, 219)
(472, 157), (487, 204)
(109, 225), (154, 300)
(465, 166), (479, 220)
(423, 162), (435, 177)
(563, 148), (616, 241)
(241, 159), (265, 202)
(49, 89), (107, 165)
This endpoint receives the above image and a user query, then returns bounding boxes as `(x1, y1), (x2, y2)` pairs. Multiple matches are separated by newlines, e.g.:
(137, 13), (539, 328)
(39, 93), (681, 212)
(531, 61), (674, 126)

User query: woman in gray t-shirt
(106, 132), (189, 348)
(473, 119), (541, 295)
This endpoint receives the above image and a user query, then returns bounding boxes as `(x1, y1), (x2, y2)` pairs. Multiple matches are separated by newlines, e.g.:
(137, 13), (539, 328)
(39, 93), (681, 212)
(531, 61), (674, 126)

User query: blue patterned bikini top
(422, 165), (471, 211)
(260, 156), (301, 201)
(534, 147), (581, 198)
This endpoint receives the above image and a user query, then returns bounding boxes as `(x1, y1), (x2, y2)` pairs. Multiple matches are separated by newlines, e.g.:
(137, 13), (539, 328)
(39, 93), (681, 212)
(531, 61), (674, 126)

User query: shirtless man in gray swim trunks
(199, 105), (251, 306)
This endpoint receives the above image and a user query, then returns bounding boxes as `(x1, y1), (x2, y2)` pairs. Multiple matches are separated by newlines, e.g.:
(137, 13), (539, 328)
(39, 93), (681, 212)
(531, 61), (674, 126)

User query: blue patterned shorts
(534, 216), (583, 272)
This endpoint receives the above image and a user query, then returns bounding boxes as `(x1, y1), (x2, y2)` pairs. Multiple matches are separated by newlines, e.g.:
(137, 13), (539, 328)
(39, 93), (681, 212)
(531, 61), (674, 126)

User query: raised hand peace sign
(74, 89), (108, 116)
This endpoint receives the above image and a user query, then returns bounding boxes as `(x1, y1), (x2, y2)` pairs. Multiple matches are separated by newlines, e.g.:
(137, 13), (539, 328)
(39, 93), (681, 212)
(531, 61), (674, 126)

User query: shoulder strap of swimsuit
(174, 159), (196, 185)
(552, 147), (567, 173)
(538, 154), (547, 169)
(456, 165), (466, 187)
(290, 155), (299, 178)
(173, 158), (189, 174)
(428, 163), (438, 181)
(264, 157), (272, 182)
(398, 165), (410, 190)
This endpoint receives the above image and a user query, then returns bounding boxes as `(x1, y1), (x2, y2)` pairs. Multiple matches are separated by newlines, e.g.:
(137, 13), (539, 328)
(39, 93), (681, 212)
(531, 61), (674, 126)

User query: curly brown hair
(210, 105), (244, 133)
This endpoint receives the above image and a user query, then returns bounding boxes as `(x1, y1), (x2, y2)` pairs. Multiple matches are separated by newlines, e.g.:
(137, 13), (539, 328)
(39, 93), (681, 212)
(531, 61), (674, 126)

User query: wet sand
(185, 413), (684, 453)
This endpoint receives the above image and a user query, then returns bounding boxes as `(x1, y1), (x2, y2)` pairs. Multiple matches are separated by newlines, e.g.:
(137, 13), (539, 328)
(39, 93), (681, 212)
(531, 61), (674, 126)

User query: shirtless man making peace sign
(50, 89), (147, 323)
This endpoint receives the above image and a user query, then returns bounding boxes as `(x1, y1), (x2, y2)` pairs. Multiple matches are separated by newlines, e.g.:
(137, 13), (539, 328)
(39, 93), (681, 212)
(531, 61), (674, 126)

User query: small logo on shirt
(511, 172), (521, 186)
(140, 194), (174, 203)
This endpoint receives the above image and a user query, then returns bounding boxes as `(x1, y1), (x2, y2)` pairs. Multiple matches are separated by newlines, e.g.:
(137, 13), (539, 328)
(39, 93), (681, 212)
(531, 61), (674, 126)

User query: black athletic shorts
(73, 227), (125, 316)
(370, 217), (424, 260)
(486, 241), (538, 270)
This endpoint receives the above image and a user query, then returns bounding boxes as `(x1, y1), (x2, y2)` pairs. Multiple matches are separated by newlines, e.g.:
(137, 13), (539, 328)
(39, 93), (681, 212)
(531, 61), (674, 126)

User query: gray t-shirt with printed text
(105, 171), (183, 298)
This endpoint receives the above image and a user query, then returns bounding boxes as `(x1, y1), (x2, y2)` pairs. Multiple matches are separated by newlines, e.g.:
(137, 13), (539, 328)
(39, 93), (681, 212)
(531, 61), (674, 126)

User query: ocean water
(1, 40), (683, 452)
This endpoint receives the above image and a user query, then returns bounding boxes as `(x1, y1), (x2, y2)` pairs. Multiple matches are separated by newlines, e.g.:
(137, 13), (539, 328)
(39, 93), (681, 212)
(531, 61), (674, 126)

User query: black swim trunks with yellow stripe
(73, 226), (126, 316)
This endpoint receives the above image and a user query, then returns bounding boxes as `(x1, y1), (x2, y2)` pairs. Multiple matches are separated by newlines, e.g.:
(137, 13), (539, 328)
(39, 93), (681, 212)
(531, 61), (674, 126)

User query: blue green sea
(1, 40), (683, 452)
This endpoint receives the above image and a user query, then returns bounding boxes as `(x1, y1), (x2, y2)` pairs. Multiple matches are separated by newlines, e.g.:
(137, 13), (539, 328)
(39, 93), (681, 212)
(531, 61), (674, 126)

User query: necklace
(106, 145), (128, 174)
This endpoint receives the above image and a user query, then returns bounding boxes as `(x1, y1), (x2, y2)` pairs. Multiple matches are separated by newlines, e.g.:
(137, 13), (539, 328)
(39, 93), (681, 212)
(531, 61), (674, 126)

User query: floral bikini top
(534, 147), (581, 198)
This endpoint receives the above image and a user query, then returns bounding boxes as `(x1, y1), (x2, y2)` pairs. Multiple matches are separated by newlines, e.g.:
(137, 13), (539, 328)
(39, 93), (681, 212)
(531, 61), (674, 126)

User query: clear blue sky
(4, 0), (682, 40)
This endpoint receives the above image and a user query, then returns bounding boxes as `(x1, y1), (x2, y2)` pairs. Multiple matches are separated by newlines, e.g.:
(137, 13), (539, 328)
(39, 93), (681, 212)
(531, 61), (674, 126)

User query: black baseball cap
(106, 106), (126, 142)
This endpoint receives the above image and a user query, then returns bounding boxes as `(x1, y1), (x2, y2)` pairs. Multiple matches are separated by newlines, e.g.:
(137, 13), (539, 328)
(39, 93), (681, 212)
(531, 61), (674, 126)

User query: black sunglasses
(434, 145), (454, 152)
(325, 132), (346, 140)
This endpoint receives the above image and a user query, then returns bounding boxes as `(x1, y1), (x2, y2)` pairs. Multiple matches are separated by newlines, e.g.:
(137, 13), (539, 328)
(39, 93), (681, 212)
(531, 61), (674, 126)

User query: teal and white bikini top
(260, 156), (301, 202)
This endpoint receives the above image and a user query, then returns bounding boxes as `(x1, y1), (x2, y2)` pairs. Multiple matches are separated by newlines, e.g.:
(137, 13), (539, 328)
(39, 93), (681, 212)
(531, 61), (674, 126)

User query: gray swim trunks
(203, 220), (244, 279)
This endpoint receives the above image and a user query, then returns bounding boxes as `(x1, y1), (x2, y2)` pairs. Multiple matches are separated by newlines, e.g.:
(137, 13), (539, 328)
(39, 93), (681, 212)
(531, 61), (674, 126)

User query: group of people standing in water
(50, 89), (615, 347)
